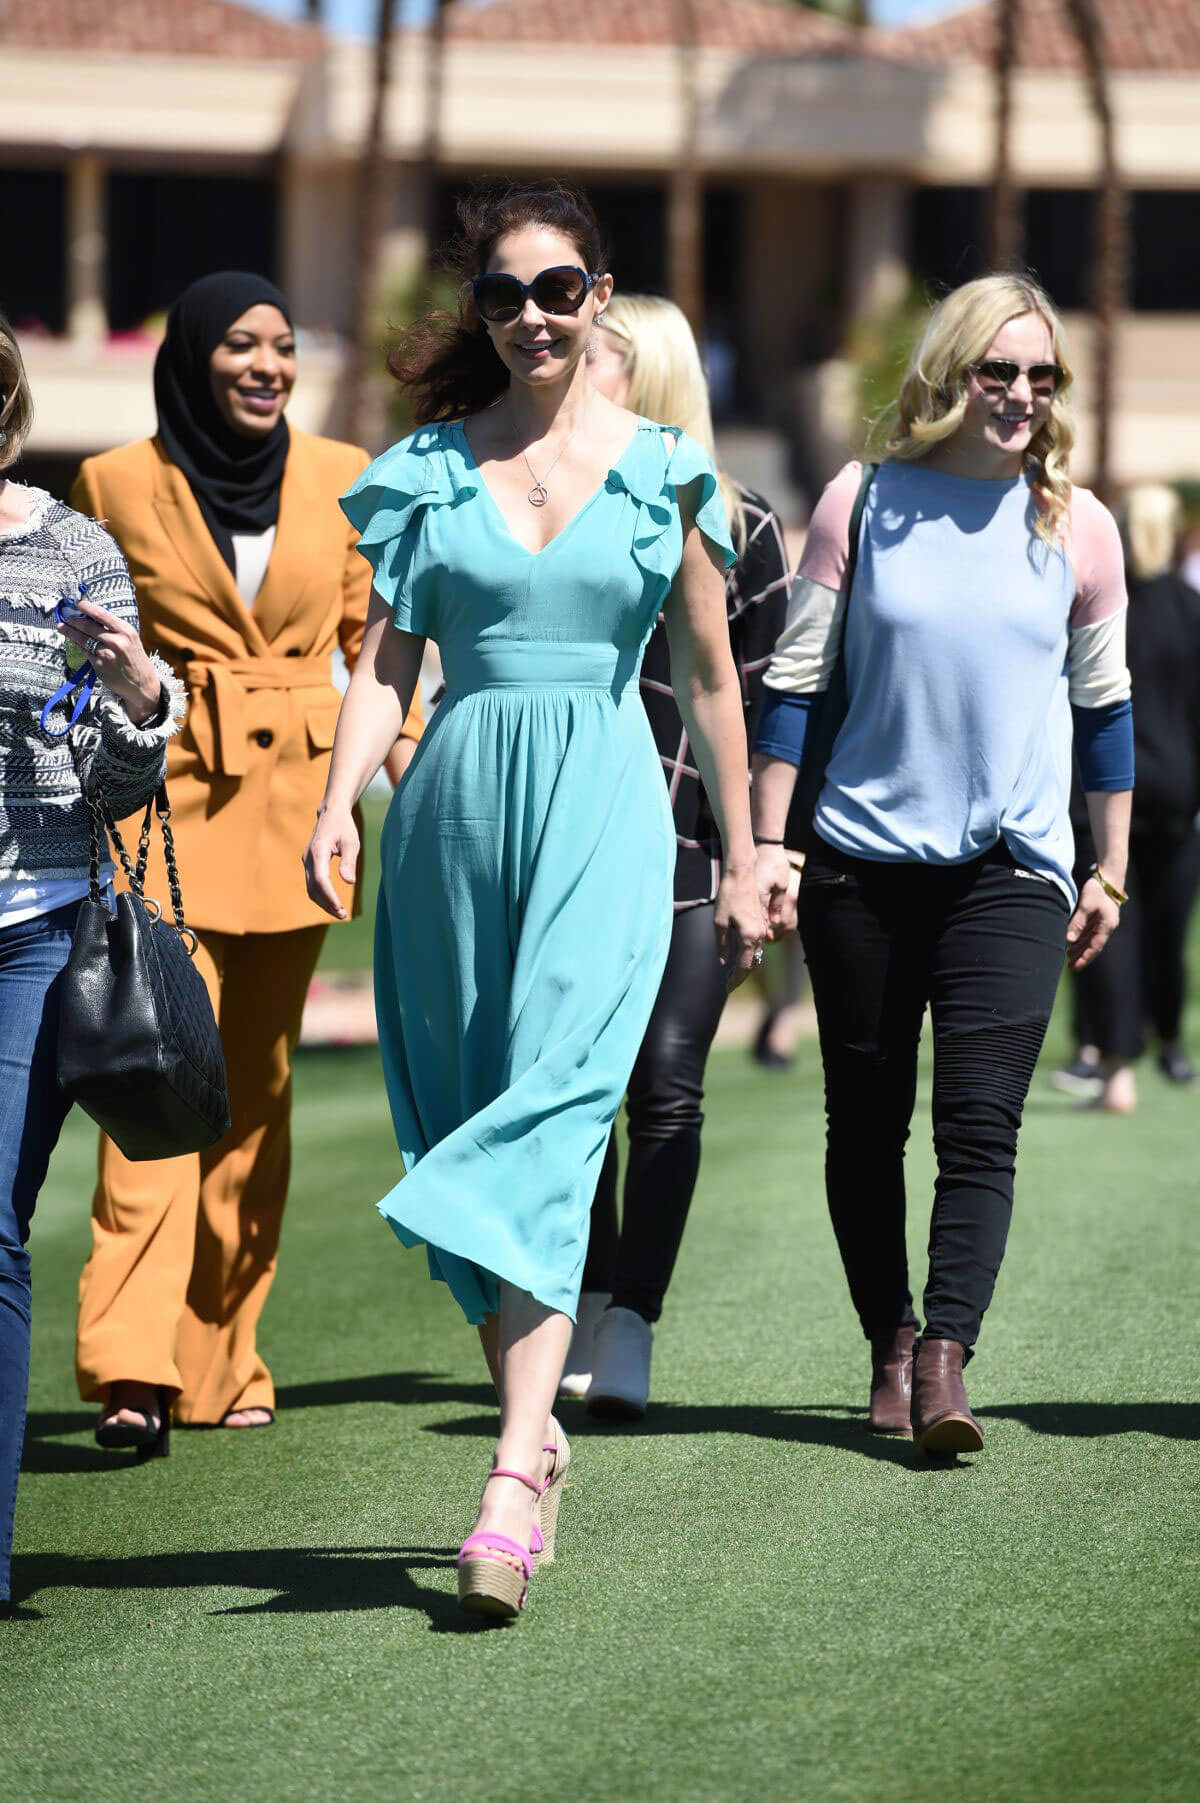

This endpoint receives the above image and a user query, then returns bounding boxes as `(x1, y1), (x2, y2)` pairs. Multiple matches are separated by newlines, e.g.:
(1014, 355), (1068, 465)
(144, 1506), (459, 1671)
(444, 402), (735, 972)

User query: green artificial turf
(4, 972), (1198, 1800)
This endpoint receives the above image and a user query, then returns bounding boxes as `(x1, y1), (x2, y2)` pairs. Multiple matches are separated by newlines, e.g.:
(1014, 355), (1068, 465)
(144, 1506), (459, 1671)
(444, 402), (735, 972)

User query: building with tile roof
(0, 0), (317, 58)
(886, 0), (1200, 73)
(1, 0), (1196, 495)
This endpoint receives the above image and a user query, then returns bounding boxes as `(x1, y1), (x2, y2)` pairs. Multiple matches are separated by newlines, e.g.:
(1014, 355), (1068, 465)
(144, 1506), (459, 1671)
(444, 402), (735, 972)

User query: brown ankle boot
(868, 1325), (916, 1434)
(911, 1338), (984, 1455)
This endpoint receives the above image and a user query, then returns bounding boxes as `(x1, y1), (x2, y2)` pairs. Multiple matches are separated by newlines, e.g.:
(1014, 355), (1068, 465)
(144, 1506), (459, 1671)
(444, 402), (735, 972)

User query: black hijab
(154, 271), (293, 573)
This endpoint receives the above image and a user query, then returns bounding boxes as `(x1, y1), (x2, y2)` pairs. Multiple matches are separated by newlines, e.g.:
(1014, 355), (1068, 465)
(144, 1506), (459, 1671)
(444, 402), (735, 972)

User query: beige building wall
(281, 159), (360, 335)
(7, 28), (1199, 489)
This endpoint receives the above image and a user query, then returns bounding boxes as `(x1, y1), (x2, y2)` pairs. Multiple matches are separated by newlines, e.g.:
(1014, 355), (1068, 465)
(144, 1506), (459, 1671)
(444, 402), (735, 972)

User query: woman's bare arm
(303, 590), (425, 918)
(663, 515), (764, 982)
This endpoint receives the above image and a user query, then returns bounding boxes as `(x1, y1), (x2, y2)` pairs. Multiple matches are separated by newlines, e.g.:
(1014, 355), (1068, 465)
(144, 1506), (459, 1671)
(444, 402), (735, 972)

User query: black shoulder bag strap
(791, 460), (877, 850)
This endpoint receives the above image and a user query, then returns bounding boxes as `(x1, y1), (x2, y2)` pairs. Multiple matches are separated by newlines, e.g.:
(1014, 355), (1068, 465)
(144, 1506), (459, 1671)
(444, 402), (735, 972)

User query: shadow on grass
(275, 1378), (1200, 1445)
(20, 1410), (143, 1476)
(276, 1372), (496, 1412)
(6, 1545), (498, 1633)
(20, 1375), (498, 1475)
(977, 1402), (1200, 1438)
(433, 1401), (920, 1467)
(27, 1382), (1195, 1469)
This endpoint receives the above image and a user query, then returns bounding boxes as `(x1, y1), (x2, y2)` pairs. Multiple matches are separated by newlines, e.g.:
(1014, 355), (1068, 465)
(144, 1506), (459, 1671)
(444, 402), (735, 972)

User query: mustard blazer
(70, 428), (422, 935)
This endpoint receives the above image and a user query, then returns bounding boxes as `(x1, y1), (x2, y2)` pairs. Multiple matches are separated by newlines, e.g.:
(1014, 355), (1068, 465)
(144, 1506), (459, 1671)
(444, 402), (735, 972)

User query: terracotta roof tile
(446, 0), (855, 54)
(882, 0), (1200, 74)
(0, 0), (318, 60)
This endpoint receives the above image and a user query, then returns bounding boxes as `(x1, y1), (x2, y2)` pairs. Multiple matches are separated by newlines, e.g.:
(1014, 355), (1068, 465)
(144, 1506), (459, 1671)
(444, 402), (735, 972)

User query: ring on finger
(82, 634), (101, 656)
(752, 945), (764, 966)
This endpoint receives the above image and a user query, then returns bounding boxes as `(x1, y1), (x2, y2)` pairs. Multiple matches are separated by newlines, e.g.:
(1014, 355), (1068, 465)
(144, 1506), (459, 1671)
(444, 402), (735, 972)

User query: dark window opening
(0, 169), (66, 335)
(431, 178), (668, 296)
(571, 183), (668, 295)
(106, 173), (278, 333)
(702, 186), (744, 418)
(909, 188), (988, 296)
(1131, 192), (1200, 311)
(918, 187), (1200, 316)
(1024, 190), (1090, 310)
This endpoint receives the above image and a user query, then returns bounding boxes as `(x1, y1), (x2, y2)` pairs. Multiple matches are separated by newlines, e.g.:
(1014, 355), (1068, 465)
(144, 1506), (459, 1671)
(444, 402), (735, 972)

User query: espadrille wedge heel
(456, 1466), (542, 1621)
(533, 1417), (571, 1570)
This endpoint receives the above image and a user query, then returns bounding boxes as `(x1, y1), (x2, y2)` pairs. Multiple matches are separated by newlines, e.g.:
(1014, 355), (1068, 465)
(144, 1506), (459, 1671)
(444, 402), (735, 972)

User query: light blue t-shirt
(815, 464), (1079, 899)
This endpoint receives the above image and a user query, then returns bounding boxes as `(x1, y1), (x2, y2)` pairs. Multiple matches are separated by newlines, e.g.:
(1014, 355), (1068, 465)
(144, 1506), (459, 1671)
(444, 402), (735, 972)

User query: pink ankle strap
(457, 1531), (532, 1581)
(488, 1466), (542, 1496)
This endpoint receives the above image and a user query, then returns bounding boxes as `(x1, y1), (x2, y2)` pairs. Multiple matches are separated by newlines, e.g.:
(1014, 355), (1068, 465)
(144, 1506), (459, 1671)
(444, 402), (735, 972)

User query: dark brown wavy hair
(388, 179), (608, 426)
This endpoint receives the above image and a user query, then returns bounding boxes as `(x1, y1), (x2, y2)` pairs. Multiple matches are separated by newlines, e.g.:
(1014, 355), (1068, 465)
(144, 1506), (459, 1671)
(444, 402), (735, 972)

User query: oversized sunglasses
(471, 266), (600, 324)
(970, 359), (1065, 397)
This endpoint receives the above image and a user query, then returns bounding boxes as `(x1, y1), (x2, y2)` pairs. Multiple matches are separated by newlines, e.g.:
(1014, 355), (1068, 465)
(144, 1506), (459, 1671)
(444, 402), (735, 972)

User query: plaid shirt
(639, 483), (790, 909)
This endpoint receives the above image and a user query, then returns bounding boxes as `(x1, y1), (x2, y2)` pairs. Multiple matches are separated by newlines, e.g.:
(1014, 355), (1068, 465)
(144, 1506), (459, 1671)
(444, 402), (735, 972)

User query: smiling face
(956, 309), (1058, 473)
(479, 225), (612, 392)
(209, 303), (295, 439)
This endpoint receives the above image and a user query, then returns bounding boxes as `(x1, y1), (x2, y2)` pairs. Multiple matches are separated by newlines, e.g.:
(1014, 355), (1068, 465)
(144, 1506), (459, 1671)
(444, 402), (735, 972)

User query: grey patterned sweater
(0, 485), (185, 888)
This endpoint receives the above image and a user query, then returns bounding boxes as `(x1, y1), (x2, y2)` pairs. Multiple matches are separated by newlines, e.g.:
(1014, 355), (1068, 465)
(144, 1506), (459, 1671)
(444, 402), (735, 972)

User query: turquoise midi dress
(339, 418), (734, 1324)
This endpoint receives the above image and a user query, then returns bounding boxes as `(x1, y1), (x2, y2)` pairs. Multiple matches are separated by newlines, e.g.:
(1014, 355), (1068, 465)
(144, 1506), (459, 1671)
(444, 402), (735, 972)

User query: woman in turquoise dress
(305, 181), (765, 1619)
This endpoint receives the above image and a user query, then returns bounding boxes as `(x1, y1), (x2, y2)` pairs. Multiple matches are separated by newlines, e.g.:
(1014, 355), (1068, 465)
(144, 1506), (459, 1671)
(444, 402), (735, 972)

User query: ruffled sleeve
(607, 426), (736, 592)
(339, 424), (476, 636)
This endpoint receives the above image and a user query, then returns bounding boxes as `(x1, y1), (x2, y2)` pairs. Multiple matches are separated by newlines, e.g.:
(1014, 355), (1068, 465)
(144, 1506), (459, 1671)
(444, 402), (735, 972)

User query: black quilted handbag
(57, 785), (231, 1160)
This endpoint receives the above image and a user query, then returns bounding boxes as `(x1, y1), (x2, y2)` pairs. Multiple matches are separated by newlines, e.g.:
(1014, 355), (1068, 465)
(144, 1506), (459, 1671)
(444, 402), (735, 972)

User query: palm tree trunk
(990, 0), (1021, 268)
(1064, 0), (1125, 505)
(668, 0), (703, 332)
(346, 0), (400, 447)
(418, 0), (452, 307)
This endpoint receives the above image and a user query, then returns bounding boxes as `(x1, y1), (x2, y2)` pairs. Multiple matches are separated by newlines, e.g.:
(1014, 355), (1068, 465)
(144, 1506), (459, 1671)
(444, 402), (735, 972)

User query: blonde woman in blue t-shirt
(752, 275), (1132, 1456)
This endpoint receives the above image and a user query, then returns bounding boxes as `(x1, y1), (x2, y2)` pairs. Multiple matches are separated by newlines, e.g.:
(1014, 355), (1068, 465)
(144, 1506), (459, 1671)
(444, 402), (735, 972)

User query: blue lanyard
(40, 590), (97, 738)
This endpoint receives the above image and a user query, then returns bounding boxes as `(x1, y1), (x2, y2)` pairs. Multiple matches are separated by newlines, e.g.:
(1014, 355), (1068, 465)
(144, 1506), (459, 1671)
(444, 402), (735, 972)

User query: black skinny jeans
(1073, 827), (1200, 1060)
(583, 902), (728, 1322)
(799, 836), (1069, 1356)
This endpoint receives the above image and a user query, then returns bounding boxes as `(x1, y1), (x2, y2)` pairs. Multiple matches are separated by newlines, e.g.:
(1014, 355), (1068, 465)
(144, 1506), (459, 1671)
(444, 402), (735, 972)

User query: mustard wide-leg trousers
(76, 924), (327, 1423)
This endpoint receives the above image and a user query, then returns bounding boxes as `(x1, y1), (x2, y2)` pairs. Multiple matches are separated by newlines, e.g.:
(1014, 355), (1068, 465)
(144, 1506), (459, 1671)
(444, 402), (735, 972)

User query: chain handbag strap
(153, 787), (196, 950)
(82, 779), (198, 956)
(57, 606), (198, 955)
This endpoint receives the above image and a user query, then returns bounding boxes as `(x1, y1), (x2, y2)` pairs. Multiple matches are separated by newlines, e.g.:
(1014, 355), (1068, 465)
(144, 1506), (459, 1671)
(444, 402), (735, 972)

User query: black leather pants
(582, 903), (729, 1323)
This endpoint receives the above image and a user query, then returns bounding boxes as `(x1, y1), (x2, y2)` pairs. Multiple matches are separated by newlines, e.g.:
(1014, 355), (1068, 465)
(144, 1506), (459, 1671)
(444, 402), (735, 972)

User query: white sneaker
(558, 1290), (611, 1398)
(587, 1305), (653, 1420)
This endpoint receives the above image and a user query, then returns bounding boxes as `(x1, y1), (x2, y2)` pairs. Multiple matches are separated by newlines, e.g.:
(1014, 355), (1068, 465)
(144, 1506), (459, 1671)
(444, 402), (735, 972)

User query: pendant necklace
(513, 413), (580, 508)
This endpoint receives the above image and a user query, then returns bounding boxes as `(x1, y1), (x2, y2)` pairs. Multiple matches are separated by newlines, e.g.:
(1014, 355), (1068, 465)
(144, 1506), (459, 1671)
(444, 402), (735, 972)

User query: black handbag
(57, 785), (231, 1160)
(791, 462), (877, 850)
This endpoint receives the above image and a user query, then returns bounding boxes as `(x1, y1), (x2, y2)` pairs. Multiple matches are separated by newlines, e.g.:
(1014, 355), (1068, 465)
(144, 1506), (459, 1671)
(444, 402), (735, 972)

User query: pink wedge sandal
(532, 1417), (571, 1571)
(457, 1467), (543, 1620)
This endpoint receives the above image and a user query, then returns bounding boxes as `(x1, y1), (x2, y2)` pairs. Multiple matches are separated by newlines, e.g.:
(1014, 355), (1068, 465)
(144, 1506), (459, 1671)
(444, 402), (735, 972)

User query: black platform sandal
(95, 1387), (170, 1461)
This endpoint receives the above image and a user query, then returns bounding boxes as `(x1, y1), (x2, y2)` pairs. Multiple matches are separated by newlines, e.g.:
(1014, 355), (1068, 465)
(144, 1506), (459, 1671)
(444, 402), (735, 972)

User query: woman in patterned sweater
(0, 314), (183, 1606)
(562, 295), (790, 1416)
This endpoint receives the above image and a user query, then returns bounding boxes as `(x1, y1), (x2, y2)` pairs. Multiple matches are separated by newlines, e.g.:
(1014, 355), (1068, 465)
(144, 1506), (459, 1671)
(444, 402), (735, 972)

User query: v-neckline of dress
(453, 415), (650, 559)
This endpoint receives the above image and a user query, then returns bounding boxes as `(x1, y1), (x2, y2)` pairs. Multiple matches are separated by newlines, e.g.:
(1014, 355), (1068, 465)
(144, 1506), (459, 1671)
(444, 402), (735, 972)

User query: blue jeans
(0, 900), (79, 1602)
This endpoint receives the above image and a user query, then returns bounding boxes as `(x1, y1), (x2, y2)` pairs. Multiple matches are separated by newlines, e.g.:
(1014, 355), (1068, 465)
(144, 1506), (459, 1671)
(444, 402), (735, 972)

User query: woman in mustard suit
(71, 272), (423, 1448)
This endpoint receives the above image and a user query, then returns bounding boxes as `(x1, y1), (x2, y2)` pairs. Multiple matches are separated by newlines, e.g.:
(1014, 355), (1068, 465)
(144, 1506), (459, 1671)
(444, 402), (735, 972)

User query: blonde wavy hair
(0, 311), (34, 474)
(884, 274), (1075, 546)
(1118, 483), (1181, 582)
(595, 293), (747, 553)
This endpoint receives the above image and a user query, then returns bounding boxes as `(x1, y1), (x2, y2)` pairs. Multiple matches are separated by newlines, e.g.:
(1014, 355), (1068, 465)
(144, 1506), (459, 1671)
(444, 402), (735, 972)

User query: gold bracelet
(1089, 863), (1128, 906)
